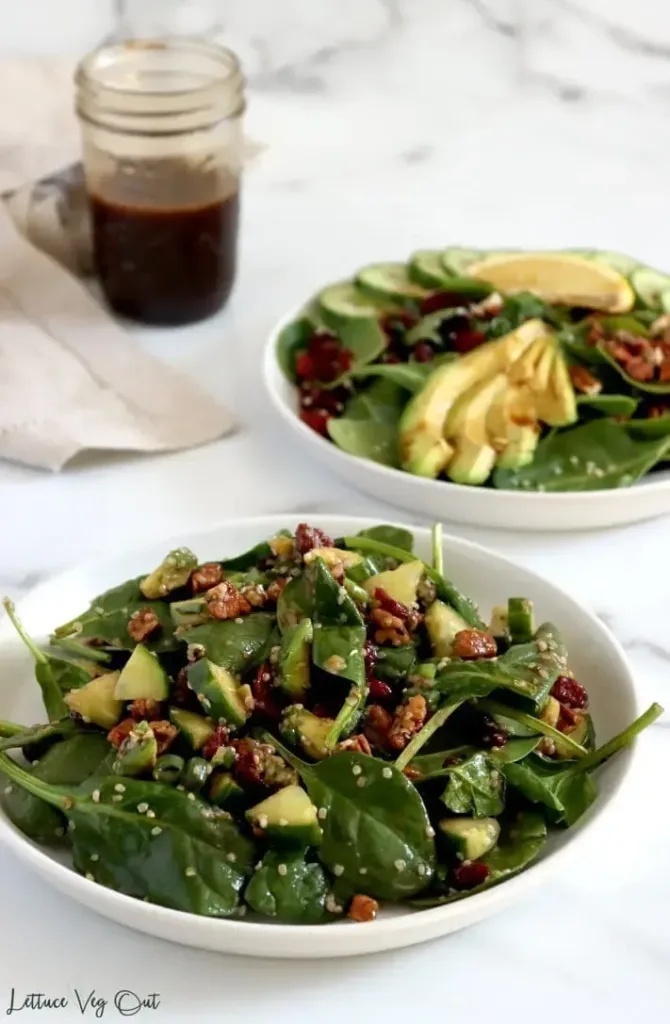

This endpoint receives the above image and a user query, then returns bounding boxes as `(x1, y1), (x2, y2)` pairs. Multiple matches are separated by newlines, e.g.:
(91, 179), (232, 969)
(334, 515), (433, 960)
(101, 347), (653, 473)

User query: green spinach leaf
(494, 419), (670, 492)
(179, 613), (275, 674)
(627, 414), (670, 440)
(52, 577), (177, 653)
(374, 644), (417, 683)
(577, 394), (639, 417)
(328, 380), (406, 467)
(502, 754), (597, 826)
(348, 360), (455, 393)
(441, 752), (505, 817)
(312, 625), (366, 686)
(356, 525), (414, 552)
(244, 849), (330, 923)
(221, 531), (292, 572)
(276, 317), (314, 381)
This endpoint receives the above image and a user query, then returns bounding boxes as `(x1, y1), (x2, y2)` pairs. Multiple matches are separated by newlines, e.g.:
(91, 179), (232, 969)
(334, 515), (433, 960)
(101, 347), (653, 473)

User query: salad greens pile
(278, 247), (670, 491)
(0, 523), (661, 923)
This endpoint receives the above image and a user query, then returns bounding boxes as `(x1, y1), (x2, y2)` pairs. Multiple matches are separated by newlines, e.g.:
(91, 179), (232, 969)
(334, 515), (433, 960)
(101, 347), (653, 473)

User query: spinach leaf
(178, 613), (275, 674)
(485, 293), (565, 337)
(327, 380), (406, 467)
(276, 317), (314, 382)
(221, 531), (292, 572)
(441, 752), (505, 817)
(52, 577), (177, 653)
(435, 623), (566, 711)
(490, 737), (541, 763)
(0, 719), (76, 754)
(312, 625), (366, 686)
(244, 849), (330, 923)
(337, 319), (388, 373)
(0, 757), (255, 917)
(409, 746), (475, 780)
(628, 414), (670, 440)
(356, 525), (414, 552)
(277, 573), (313, 633)
(308, 558), (364, 627)
(264, 739), (435, 900)
(502, 755), (597, 826)
(494, 419), (670, 492)
(348, 360), (455, 393)
(412, 811), (547, 906)
(577, 394), (639, 417)
(3, 600), (94, 721)
(0, 733), (110, 844)
(374, 644), (417, 683)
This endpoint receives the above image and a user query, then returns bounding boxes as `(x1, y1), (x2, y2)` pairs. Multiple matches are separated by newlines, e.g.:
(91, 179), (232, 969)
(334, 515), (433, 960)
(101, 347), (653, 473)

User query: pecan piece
(266, 578), (288, 602)
(204, 580), (252, 620)
(370, 607), (410, 647)
(568, 365), (602, 395)
(363, 704), (393, 750)
(129, 698), (163, 721)
(348, 894), (379, 923)
(388, 694), (427, 751)
(239, 583), (268, 608)
(337, 734), (372, 755)
(150, 720), (178, 755)
(107, 718), (135, 749)
(625, 356), (655, 382)
(127, 607), (160, 643)
(191, 562), (223, 594)
(451, 629), (497, 660)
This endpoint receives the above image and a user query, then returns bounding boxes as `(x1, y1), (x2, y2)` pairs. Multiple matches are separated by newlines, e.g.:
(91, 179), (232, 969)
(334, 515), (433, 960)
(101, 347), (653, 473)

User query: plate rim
(0, 514), (642, 957)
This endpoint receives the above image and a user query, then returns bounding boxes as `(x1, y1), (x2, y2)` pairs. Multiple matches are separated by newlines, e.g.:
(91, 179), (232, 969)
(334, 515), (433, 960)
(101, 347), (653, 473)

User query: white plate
(263, 310), (670, 531)
(0, 515), (640, 958)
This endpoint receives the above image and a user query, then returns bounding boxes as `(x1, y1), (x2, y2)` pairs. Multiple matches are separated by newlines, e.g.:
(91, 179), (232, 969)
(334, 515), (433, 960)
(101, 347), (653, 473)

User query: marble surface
(0, 1), (669, 1020)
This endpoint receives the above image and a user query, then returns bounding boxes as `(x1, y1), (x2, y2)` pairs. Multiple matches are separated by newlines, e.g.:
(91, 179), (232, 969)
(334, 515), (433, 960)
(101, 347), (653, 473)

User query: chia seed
(333, 864), (345, 876)
(226, 852), (237, 863)
(351, 764), (362, 776)
(151, 827), (162, 836)
(137, 802), (149, 814)
(91, 789), (101, 803)
(113, 783), (126, 793)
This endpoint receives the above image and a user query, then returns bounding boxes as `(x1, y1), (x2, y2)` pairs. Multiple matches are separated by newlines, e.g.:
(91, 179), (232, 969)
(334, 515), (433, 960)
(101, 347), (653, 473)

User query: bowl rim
(263, 304), (670, 505)
(0, 514), (642, 956)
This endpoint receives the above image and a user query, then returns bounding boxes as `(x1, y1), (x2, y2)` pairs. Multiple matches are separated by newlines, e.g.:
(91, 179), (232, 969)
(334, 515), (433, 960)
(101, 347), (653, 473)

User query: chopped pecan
(295, 523), (333, 555)
(402, 764), (423, 781)
(451, 629), (497, 660)
(107, 718), (135, 748)
(191, 562), (223, 594)
(266, 578), (288, 602)
(660, 360), (670, 383)
(568, 365), (602, 395)
(239, 582), (268, 608)
(348, 894), (379, 923)
(648, 403), (670, 419)
(586, 320), (605, 346)
(388, 694), (427, 751)
(204, 580), (252, 620)
(625, 356), (655, 382)
(364, 704), (393, 750)
(129, 698), (163, 721)
(370, 607), (410, 647)
(127, 607), (160, 643)
(337, 734), (372, 755)
(150, 720), (178, 755)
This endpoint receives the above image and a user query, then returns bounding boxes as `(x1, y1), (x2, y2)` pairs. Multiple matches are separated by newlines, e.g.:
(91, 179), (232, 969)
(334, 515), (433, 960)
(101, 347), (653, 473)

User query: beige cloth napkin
(0, 57), (236, 472)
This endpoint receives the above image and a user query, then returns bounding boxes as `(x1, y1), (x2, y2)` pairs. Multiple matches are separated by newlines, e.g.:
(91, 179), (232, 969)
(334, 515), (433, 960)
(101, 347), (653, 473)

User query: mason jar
(75, 39), (245, 326)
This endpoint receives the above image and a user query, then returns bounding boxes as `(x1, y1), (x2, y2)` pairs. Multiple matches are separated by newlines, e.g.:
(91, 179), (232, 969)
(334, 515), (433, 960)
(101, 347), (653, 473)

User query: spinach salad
(278, 248), (670, 491)
(0, 524), (661, 924)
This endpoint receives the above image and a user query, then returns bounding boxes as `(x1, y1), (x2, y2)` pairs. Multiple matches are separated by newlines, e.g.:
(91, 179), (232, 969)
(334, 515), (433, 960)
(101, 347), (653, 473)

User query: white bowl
(263, 310), (670, 531)
(0, 515), (640, 958)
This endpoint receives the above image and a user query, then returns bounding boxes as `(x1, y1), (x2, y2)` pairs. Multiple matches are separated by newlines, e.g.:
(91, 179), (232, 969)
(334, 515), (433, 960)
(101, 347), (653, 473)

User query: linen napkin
(0, 56), (236, 472)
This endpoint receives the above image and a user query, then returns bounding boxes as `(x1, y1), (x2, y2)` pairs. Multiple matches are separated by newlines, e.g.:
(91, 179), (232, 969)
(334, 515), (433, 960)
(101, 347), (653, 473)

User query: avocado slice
(302, 547), (363, 569)
(399, 320), (546, 478)
(508, 597), (535, 644)
(140, 547), (198, 599)
(112, 720), (158, 777)
(424, 600), (469, 657)
(280, 706), (334, 760)
(278, 619), (313, 700)
(186, 658), (251, 728)
(535, 350), (577, 427)
(64, 671), (124, 729)
(168, 707), (214, 751)
(439, 817), (500, 860)
(208, 770), (245, 808)
(246, 785), (323, 847)
(487, 383), (540, 471)
(444, 372), (507, 485)
(170, 597), (208, 628)
(363, 559), (424, 607)
(114, 644), (169, 702)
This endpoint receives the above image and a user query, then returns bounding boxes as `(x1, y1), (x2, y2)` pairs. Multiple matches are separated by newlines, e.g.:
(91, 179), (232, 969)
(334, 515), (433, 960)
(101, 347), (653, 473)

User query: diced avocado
(140, 547), (198, 599)
(489, 605), (509, 643)
(553, 713), (591, 759)
(540, 695), (561, 728)
(208, 770), (245, 808)
(363, 559), (424, 607)
(280, 706), (334, 760)
(112, 720), (158, 777)
(487, 383), (540, 471)
(113, 644), (169, 702)
(152, 754), (185, 785)
(439, 817), (500, 860)
(211, 744), (237, 769)
(186, 658), (250, 728)
(508, 598), (535, 644)
(278, 619), (313, 700)
(303, 547), (363, 569)
(246, 784), (323, 847)
(170, 597), (208, 627)
(444, 373), (507, 485)
(168, 707), (214, 751)
(65, 671), (123, 729)
(181, 756), (213, 793)
(398, 320), (546, 477)
(425, 600), (469, 657)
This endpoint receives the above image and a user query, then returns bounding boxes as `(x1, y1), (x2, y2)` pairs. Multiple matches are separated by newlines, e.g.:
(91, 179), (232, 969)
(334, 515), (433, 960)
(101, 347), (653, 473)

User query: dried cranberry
(452, 861), (489, 890)
(202, 724), (230, 761)
(381, 351), (402, 364)
(453, 328), (486, 354)
(300, 408), (332, 437)
(312, 704), (333, 719)
(300, 384), (349, 415)
(305, 332), (353, 383)
(412, 342), (435, 363)
(368, 677), (393, 701)
(252, 664), (283, 720)
(420, 292), (458, 315)
(381, 311), (417, 333)
(551, 675), (588, 710)
(373, 587), (410, 621)
(363, 639), (378, 677)
(295, 522), (334, 555)
(295, 352), (315, 380)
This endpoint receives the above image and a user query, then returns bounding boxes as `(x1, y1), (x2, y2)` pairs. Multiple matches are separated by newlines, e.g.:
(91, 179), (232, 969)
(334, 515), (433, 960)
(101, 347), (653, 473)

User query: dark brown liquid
(90, 190), (240, 326)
